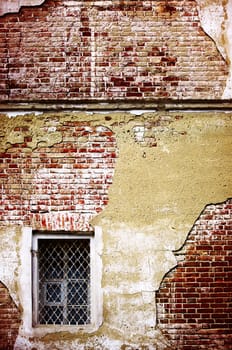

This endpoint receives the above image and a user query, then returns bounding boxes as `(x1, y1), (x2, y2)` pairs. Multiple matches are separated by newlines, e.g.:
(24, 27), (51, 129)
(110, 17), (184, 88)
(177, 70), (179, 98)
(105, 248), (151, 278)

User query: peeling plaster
(15, 330), (171, 350)
(0, 227), (21, 306)
(93, 112), (232, 245)
(196, 0), (232, 98)
(0, 110), (231, 349)
(0, 0), (45, 16)
(0, 113), (63, 151)
(6, 111), (44, 118)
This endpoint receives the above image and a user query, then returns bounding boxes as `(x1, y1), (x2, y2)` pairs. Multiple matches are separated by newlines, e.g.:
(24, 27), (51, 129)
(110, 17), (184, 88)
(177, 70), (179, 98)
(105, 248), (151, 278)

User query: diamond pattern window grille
(38, 239), (91, 325)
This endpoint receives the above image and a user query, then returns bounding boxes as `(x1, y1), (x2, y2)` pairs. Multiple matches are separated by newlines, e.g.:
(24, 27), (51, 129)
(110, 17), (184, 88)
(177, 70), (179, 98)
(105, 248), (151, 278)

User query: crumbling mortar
(1, 110), (230, 153)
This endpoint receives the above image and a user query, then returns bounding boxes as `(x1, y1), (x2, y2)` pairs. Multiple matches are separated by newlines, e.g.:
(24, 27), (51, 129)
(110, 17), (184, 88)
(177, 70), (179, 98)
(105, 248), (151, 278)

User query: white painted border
(18, 227), (33, 336)
(18, 226), (103, 338)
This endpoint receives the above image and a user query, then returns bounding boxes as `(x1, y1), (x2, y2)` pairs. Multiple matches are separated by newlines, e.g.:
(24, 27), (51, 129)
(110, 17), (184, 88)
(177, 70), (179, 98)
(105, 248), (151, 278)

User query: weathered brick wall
(156, 199), (232, 350)
(0, 110), (231, 349)
(0, 115), (117, 231)
(0, 282), (21, 350)
(0, 1), (231, 345)
(0, 0), (229, 101)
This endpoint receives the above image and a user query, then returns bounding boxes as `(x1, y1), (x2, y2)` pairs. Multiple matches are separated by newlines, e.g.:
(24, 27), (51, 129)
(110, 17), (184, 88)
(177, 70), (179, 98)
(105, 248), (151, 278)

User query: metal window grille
(37, 239), (91, 325)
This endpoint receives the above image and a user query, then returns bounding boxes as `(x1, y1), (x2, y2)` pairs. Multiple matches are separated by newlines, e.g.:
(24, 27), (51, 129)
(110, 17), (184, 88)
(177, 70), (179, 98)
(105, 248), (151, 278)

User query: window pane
(45, 282), (63, 304)
(67, 306), (90, 325)
(37, 238), (90, 325)
(39, 240), (64, 279)
(67, 241), (90, 279)
(39, 305), (64, 325)
(67, 280), (89, 305)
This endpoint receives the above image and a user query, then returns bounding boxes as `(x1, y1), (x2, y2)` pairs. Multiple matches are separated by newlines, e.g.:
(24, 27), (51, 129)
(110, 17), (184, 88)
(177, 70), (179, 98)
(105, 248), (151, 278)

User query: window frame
(32, 231), (95, 327)
(18, 227), (103, 338)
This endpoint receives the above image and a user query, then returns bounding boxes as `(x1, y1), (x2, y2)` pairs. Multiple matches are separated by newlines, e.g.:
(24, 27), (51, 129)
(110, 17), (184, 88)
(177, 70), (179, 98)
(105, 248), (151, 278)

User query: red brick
(156, 199), (232, 349)
(0, 122), (117, 231)
(0, 0), (228, 102)
(0, 282), (21, 350)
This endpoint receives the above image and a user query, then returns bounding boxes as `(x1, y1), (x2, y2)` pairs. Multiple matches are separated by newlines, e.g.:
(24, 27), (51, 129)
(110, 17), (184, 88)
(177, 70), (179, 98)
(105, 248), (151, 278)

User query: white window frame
(18, 227), (103, 338)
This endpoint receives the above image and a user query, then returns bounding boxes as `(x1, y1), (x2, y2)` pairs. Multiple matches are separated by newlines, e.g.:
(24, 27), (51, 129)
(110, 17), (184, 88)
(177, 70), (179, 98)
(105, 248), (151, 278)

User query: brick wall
(156, 199), (232, 350)
(0, 116), (117, 231)
(0, 282), (21, 350)
(0, 0), (228, 101)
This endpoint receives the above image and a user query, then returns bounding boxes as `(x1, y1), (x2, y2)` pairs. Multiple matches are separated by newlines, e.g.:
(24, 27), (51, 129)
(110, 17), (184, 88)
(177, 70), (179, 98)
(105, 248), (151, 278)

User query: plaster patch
(0, 227), (20, 305)
(102, 227), (177, 294)
(129, 110), (157, 115)
(197, 3), (226, 58)
(0, 0), (46, 16)
(93, 112), (232, 246)
(14, 334), (169, 350)
(6, 111), (43, 118)
(223, 0), (232, 97)
(196, 0), (232, 98)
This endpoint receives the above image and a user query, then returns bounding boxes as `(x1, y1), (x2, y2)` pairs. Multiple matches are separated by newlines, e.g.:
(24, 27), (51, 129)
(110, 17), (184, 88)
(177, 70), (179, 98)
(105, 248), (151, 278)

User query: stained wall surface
(0, 110), (231, 349)
(0, 0), (232, 349)
(0, 0), (230, 101)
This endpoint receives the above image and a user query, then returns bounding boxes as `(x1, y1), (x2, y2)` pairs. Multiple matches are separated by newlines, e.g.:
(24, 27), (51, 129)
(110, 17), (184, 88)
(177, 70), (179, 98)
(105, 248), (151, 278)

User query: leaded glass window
(37, 238), (91, 325)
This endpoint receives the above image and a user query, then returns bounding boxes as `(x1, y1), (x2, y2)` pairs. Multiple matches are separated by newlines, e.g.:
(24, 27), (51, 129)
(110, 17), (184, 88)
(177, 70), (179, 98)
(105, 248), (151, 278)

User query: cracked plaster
(0, 0), (45, 16)
(0, 110), (231, 348)
(196, 0), (232, 97)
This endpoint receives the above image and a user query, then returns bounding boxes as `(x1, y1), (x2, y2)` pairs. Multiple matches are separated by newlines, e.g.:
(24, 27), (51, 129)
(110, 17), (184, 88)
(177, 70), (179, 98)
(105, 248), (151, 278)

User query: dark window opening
(36, 238), (91, 326)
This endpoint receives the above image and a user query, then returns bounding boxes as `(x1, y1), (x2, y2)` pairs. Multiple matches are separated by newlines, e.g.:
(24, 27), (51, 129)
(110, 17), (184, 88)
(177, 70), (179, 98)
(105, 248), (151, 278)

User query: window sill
(21, 323), (100, 338)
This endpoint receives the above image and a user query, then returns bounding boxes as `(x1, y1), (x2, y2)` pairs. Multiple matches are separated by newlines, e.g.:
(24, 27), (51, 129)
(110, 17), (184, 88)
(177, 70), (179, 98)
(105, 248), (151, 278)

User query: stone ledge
(1, 100), (232, 112)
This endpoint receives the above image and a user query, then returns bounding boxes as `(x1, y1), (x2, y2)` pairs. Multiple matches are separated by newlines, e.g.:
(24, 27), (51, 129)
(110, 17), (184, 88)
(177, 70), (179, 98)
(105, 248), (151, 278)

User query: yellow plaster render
(93, 112), (232, 243)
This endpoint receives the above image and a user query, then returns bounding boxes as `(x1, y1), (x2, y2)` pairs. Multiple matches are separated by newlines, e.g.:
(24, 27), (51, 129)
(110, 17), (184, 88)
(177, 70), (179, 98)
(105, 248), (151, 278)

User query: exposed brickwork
(156, 199), (232, 350)
(0, 0), (228, 101)
(0, 281), (21, 350)
(0, 116), (117, 231)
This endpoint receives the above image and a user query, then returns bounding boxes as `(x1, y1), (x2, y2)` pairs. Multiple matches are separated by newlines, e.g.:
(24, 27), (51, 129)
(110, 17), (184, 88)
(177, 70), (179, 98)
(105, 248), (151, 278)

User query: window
(36, 238), (90, 326)
(32, 231), (101, 328)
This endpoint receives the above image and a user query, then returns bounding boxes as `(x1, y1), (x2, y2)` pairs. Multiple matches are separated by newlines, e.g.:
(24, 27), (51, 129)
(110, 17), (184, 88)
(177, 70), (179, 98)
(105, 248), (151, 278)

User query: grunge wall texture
(0, 0), (231, 101)
(0, 1), (231, 349)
